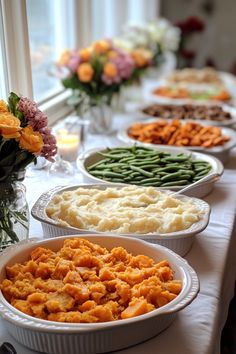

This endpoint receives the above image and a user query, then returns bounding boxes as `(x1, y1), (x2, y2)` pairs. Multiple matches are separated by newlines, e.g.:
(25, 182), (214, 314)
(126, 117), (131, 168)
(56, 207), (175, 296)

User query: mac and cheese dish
(0, 238), (182, 323)
(46, 186), (202, 234)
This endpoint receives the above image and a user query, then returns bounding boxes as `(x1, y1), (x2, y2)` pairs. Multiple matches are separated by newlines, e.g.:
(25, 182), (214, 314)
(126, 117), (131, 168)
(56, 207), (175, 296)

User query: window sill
(38, 90), (74, 126)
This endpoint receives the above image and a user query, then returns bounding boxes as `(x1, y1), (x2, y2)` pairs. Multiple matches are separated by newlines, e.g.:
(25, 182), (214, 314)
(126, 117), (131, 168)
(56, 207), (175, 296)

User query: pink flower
(67, 51), (80, 72)
(17, 97), (57, 161)
(40, 128), (57, 161)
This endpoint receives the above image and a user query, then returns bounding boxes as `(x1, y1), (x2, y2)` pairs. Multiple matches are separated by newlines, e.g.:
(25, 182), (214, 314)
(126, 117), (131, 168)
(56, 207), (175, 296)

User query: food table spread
(0, 113), (236, 354)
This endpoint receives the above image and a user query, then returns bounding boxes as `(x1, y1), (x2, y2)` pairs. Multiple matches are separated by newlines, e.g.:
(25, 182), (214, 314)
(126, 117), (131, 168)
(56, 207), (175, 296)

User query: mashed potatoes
(46, 186), (202, 234)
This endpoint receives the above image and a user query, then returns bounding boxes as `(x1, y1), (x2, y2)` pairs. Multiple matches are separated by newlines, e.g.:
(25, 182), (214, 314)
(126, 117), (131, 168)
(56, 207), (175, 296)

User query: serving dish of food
(118, 120), (236, 163)
(77, 145), (223, 197)
(166, 67), (225, 86)
(32, 183), (210, 255)
(0, 235), (199, 354)
(151, 84), (231, 104)
(140, 103), (236, 127)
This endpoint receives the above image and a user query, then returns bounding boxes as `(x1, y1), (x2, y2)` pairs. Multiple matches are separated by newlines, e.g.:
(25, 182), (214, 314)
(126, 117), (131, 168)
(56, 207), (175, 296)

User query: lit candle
(56, 129), (80, 162)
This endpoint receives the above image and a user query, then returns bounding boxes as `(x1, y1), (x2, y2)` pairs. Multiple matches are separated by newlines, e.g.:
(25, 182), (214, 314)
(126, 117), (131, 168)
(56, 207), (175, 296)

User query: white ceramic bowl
(31, 184), (211, 256)
(77, 145), (224, 198)
(0, 235), (199, 354)
(117, 120), (236, 164)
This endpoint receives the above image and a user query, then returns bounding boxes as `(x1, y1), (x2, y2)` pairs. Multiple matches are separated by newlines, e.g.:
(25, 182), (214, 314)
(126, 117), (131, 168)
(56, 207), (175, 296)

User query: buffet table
(0, 113), (236, 354)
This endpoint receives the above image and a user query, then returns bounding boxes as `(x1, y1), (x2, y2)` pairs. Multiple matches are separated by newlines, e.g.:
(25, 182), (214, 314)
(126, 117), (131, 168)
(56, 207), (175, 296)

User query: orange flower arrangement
(0, 92), (57, 182)
(58, 39), (135, 106)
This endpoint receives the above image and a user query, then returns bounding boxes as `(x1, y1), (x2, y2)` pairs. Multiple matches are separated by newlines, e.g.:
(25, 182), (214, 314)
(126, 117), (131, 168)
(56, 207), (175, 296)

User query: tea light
(56, 129), (80, 162)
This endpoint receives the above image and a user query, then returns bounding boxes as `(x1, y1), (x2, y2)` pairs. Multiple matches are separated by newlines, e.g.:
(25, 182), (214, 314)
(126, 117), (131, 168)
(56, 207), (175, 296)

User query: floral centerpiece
(57, 40), (135, 133)
(0, 92), (57, 249)
(118, 19), (180, 71)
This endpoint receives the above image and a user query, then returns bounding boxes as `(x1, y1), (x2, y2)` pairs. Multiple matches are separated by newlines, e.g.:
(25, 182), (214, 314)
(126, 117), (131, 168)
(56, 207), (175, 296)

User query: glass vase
(86, 102), (113, 135)
(0, 179), (29, 251)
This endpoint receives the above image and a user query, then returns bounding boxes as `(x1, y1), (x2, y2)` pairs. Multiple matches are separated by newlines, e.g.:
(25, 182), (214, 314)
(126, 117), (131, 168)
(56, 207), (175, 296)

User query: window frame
(0, 0), (82, 124)
(0, 0), (159, 125)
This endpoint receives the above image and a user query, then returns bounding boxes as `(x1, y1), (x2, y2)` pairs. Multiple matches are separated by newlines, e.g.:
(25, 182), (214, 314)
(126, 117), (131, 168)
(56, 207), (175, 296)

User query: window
(26, 0), (76, 102)
(0, 5), (7, 99)
(0, 0), (159, 124)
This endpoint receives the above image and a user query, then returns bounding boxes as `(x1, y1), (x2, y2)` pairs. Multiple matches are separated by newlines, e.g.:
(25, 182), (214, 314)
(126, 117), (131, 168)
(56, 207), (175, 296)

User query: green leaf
(7, 92), (20, 115)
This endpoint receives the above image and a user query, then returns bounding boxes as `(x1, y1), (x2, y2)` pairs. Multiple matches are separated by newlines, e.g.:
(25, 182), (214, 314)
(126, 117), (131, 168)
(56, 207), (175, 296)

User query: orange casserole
(0, 238), (182, 323)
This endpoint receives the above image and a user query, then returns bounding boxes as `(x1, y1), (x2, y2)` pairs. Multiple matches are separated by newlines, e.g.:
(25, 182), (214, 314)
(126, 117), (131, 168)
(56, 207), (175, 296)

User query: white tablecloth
(0, 114), (236, 354)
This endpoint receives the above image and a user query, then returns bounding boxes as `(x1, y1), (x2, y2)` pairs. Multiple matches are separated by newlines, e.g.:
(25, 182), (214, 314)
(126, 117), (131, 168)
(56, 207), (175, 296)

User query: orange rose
(108, 50), (118, 59)
(93, 40), (110, 54)
(103, 62), (118, 78)
(79, 48), (92, 62)
(0, 112), (21, 139)
(131, 49), (151, 68)
(0, 100), (8, 113)
(58, 49), (71, 66)
(19, 125), (43, 154)
(77, 63), (94, 82)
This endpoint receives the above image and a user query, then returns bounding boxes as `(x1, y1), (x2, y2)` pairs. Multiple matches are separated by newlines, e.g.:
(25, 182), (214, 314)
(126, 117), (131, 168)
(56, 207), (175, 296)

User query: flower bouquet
(0, 92), (57, 249)
(57, 40), (135, 133)
(119, 19), (180, 77)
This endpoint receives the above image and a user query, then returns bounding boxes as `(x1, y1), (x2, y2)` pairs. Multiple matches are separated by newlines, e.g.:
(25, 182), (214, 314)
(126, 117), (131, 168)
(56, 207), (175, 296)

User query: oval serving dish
(0, 235), (199, 354)
(31, 184), (211, 256)
(139, 102), (236, 128)
(77, 145), (223, 198)
(117, 121), (236, 164)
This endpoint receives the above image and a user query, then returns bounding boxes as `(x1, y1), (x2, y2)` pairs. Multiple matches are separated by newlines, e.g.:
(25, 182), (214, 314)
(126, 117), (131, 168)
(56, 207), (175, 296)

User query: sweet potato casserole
(0, 238), (182, 323)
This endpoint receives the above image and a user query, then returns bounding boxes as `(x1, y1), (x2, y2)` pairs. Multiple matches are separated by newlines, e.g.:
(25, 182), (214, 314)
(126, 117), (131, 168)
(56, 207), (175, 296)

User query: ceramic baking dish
(117, 121), (236, 164)
(77, 145), (223, 198)
(0, 235), (199, 354)
(31, 184), (211, 256)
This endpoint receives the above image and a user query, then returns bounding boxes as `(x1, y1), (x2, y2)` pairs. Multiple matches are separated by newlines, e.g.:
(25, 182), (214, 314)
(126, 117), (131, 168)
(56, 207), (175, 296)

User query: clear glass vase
(86, 102), (113, 134)
(0, 178), (29, 251)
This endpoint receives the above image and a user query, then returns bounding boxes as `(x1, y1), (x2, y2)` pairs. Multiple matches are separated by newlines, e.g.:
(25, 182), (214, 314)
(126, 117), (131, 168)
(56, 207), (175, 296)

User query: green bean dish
(87, 146), (212, 187)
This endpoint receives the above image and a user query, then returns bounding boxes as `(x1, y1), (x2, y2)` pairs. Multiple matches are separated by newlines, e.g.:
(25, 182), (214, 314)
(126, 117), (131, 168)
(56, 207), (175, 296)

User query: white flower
(120, 18), (180, 53)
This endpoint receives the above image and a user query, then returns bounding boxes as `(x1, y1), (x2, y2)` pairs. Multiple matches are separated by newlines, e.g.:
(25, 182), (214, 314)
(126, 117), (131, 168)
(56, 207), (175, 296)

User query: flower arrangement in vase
(118, 19), (180, 77)
(0, 92), (57, 250)
(57, 39), (135, 133)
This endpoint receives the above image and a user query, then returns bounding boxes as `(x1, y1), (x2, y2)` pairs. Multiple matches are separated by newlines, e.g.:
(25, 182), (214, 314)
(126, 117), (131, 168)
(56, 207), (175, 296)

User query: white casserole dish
(31, 184), (211, 256)
(117, 121), (236, 164)
(77, 145), (223, 198)
(0, 235), (199, 354)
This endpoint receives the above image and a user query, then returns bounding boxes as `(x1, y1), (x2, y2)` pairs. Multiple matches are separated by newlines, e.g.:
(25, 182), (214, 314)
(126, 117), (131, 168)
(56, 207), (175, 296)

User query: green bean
(138, 177), (161, 183)
(179, 169), (195, 177)
(130, 172), (141, 177)
(130, 165), (154, 177)
(162, 156), (190, 162)
(119, 156), (136, 163)
(100, 153), (132, 160)
(131, 164), (159, 169)
(161, 180), (189, 187)
(194, 169), (210, 177)
(140, 181), (162, 187)
(90, 171), (125, 178)
(192, 160), (209, 164)
(161, 171), (184, 182)
(194, 166), (210, 172)
(87, 160), (106, 170)
(133, 176), (144, 181)
(109, 178), (125, 183)
(153, 166), (181, 173)
(178, 174), (192, 180)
